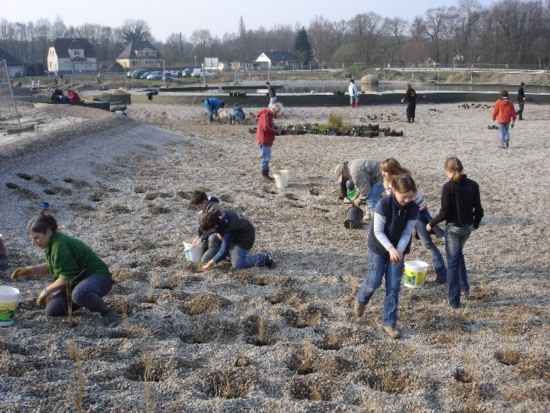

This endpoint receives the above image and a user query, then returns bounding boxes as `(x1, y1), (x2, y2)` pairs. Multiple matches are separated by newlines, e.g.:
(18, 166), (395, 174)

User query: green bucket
(0, 286), (20, 327)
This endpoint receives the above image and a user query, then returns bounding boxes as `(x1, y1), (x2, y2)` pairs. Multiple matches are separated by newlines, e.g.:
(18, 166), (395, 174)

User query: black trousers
(407, 103), (416, 122)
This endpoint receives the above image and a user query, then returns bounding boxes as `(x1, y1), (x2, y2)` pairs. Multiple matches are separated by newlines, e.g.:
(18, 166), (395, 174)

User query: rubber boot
(262, 169), (274, 182)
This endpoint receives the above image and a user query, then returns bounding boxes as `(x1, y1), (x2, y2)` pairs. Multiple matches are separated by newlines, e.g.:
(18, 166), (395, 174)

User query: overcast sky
(3, 0), (494, 41)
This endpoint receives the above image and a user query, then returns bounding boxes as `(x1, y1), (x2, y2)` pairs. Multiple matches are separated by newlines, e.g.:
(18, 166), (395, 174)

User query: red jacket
(67, 90), (81, 104)
(492, 98), (516, 124)
(256, 108), (276, 146)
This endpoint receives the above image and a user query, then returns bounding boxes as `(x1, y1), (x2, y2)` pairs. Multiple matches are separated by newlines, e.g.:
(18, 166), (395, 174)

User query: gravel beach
(0, 102), (548, 412)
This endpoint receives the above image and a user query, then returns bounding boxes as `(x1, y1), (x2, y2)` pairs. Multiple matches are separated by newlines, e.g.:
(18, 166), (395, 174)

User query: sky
(3, 0), (495, 41)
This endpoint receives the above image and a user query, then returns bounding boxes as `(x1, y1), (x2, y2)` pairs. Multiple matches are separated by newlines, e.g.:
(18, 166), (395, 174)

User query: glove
(11, 266), (34, 280)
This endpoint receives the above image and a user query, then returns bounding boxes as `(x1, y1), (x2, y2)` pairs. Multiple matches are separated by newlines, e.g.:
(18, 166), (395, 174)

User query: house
(47, 38), (98, 74)
(255, 51), (299, 70)
(116, 40), (162, 70)
(0, 47), (25, 77)
(203, 57), (225, 72)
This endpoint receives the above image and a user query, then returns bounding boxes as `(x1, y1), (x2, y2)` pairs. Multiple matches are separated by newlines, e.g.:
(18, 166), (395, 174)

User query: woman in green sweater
(11, 212), (118, 325)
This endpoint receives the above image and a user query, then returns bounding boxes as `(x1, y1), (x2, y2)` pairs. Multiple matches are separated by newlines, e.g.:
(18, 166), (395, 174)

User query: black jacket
(430, 175), (484, 229)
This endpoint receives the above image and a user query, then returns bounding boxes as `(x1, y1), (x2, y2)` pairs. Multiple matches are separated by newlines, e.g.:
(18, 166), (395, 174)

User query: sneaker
(354, 301), (366, 319)
(262, 174), (275, 182)
(264, 252), (275, 269)
(101, 309), (121, 327)
(383, 325), (401, 339)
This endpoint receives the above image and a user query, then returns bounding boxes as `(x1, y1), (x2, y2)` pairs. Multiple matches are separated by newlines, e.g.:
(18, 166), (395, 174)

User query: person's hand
(388, 247), (402, 264)
(426, 223), (432, 232)
(11, 266), (34, 280)
(36, 289), (49, 306)
(200, 261), (215, 272)
(192, 237), (201, 247)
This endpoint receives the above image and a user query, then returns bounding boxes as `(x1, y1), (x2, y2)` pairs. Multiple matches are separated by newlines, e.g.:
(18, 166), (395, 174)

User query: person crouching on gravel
(256, 104), (281, 181)
(199, 209), (274, 272)
(190, 190), (222, 264)
(203, 97), (225, 123)
(335, 160), (385, 217)
(11, 212), (119, 325)
(492, 90), (516, 149)
(355, 175), (419, 339)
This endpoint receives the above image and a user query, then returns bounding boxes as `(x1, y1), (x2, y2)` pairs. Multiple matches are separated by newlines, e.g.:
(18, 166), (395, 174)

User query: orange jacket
(492, 98), (516, 124)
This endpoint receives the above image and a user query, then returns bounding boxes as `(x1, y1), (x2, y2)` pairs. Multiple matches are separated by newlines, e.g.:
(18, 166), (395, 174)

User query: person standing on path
(266, 82), (277, 107)
(348, 79), (359, 108)
(355, 175), (419, 339)
(11, 212), (119, 325)
(402, 84), (417, 123)
(492, 90), (516, 149)
(256, 104), (281, 181)
(427, 157), (484, 309)
(517, 82), (526, 120)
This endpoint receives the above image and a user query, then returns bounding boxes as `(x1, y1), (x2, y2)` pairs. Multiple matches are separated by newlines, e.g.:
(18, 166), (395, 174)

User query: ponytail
(445, 157), (464, 183)
(30, 210), (58, 234)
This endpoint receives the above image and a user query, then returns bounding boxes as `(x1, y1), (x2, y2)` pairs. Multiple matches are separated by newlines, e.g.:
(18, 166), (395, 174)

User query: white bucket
(273, 169), (289, 190)
(183, 242), (203, 264)
(0, 286), (21, 327)
(403, 260), (429, 288)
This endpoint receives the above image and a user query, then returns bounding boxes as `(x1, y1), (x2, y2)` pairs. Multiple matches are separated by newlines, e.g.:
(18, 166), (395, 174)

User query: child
(492, 90), (516, 149)
(256, 104), (281, 181)
(199, 209), (274, 271)
(428, 157), (484, 309)
(230, 104), (246, 124)
(355, 175), (419, 339)
(189, 190), (221, 263)
(11, 212), (119, 325)
(380, 158), (447, 283)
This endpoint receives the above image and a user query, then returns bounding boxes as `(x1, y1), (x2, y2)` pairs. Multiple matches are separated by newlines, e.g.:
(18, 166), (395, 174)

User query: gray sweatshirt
(348, 159), (382, 198)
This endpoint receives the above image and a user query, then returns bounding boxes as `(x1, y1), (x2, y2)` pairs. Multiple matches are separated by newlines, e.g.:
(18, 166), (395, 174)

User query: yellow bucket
(403, 260), (429, 288)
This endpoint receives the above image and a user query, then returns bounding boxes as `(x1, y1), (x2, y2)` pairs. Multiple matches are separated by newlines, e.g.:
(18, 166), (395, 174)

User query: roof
(117, 40), (159, 60)
(257, 50), (298, 64)
(52, 38), (96, 58)
(0, 47), (23, 66)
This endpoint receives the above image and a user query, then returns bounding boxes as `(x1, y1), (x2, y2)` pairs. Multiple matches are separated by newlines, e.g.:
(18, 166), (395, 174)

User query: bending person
(335, 160), (385, 214)
(11, 212), (118, 325)
(190, 190), (222, 263)
(200, 209), (274, 271)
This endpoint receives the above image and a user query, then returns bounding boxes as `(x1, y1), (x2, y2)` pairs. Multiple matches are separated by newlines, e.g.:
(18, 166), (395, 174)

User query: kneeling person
(190, 190), (222, 263)
(200, 209), (274, 271)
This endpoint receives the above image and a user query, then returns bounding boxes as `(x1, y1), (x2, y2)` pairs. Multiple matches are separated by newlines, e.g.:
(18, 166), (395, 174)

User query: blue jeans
(498, 123), (510, 147)
(357, 249), (404, 327)
(201, 233), (222, 263)
(446, 224), (472, 308)
(259, 144), (272, 173)
(46, 274), (113, 317)
(366, 182), (385, 211)
(229, 245), (268, 270)
(416, 210), (447, 282)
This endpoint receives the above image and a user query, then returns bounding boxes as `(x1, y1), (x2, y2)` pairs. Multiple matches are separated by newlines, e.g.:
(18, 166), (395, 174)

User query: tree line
(1, 0), (550, 70)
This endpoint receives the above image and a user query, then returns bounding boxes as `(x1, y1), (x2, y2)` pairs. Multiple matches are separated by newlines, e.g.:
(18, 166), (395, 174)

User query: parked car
(130, 69), (150, 79)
